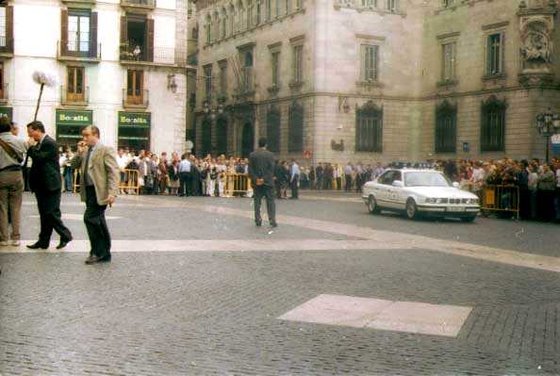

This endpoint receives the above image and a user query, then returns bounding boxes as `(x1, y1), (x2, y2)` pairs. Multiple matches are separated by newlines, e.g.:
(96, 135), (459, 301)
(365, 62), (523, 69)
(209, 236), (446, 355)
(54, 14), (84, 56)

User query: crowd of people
(53, 146), (560, 223)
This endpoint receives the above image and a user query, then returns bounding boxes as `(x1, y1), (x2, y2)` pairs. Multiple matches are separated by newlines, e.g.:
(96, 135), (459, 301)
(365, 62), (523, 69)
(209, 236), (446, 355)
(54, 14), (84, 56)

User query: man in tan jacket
(72, 125), (119, 264)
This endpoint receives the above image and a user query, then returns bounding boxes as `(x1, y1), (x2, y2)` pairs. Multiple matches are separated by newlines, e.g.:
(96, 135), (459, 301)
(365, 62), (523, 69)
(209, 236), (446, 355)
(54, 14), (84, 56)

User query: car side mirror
(452, 182), (459, 188)
(392, 180), (404, 187)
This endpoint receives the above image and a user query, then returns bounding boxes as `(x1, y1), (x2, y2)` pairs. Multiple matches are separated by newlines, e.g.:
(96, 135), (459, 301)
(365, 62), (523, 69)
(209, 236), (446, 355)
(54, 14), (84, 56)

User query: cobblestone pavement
(1, 192), (559, 375)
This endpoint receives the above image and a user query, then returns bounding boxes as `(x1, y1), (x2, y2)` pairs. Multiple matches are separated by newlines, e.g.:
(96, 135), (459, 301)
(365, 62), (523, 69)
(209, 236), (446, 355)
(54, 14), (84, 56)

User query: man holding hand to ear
(72, 125), (119, 264)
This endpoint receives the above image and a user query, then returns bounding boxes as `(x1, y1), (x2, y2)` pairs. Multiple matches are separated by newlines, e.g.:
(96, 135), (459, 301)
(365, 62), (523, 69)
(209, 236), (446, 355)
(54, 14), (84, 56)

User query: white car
(362, 169), (480, 222)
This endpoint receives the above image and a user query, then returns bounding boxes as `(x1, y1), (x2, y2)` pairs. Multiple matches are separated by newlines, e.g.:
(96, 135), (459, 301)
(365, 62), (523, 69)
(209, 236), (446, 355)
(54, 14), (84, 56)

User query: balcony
(57, 41), (102, 63)
(121, 0), (156, 11)
(120, 42), (149, 63)
(60, 85), (89, 107)
(0, 82), (9, 103)
(123, 88), (149, 109)
(0, 36), (14, 57)
(236, 67), (254, 96)
(61, 0), (96, 4)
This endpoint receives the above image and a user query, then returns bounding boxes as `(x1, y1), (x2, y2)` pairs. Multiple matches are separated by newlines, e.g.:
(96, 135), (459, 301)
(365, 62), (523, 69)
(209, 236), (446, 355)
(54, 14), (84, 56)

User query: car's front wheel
(405, 198), (418, 220)
(367, 195), (380, 214)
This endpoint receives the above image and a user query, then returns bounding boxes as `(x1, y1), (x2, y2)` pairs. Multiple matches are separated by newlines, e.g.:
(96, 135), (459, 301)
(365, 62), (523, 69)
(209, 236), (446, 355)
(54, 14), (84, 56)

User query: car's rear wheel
(367, 195), (380, 214)
(460, 215), (477, 223)
(405, 199), (418, 220)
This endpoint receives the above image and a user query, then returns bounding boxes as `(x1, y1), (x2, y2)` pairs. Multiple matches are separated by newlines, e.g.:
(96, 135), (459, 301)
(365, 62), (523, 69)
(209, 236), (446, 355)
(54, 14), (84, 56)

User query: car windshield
(404, 172), (451, 187)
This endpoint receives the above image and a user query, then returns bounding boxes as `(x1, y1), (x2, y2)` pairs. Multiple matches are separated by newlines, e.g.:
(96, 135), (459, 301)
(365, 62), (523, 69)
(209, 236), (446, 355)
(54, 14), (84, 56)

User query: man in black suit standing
(26, 121), (72, 250)
(248, 137), (277, 228)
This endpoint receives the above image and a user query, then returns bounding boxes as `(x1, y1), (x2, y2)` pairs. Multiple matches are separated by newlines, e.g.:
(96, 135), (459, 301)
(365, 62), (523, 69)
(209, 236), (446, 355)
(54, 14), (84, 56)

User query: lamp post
(535, 107), (560, 163)
(202, 99), (224, 120)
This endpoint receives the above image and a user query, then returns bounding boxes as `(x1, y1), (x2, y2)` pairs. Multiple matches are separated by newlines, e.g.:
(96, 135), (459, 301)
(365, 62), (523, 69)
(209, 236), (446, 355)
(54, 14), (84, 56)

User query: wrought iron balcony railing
(123, 88), (149, 108)
(57, 41), (102, 61)
(60, 85), (90, 106)
(121, 0), (156, 9)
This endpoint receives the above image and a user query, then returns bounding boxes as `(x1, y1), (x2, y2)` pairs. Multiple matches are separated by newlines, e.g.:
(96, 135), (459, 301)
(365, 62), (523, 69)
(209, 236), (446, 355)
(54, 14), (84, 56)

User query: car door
(374, 170), (394, 207)
(385, 171), (402, 209)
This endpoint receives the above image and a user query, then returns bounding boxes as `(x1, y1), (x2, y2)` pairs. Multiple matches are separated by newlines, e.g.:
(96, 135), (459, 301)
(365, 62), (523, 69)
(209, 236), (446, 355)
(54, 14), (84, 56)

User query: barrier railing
(120, 169), (140, 195)
(71, 169), (137, 195)
(224, 173), (252, 197)
(480, 184), (520, 219)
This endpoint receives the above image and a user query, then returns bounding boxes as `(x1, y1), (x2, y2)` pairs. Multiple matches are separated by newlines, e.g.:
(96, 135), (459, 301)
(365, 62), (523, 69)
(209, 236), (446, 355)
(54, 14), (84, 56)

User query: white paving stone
(278, 294), (472, 338)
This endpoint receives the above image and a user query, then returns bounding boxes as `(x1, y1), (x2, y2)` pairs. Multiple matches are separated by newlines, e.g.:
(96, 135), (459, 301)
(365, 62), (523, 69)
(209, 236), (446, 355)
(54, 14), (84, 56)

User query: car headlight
(466, 198), (479, 205)
(425, 198), (440, 204)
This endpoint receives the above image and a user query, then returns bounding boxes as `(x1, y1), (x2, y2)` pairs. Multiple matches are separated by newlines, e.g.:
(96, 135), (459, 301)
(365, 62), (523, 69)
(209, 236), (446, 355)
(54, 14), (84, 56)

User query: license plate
(447, 206), (465, 212)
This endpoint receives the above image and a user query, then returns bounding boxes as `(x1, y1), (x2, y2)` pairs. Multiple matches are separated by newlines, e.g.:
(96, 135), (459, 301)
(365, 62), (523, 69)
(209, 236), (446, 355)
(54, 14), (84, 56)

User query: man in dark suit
(72, 126), (119, 264)
(26, 121), (72, 250)
(248, 137), (277, 228)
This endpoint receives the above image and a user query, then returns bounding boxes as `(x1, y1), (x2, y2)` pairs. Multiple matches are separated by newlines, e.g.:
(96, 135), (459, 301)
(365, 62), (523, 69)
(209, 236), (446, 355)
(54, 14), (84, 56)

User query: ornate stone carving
(520, 17), (553, 65)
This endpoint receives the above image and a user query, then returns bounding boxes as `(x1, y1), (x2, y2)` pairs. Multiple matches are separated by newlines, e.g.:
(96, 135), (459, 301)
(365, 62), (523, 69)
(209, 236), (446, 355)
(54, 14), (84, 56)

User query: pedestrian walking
(248, 137), (277, 228)
(290, 159), (300, 199)
(0, 117), (27, 247)
(26, 121), (73, 250)
(72, 125), (119, 264)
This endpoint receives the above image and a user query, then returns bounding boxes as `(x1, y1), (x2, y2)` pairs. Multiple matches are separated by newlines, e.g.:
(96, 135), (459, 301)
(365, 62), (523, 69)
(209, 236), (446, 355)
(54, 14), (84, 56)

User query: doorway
(241, 122), (254, 157)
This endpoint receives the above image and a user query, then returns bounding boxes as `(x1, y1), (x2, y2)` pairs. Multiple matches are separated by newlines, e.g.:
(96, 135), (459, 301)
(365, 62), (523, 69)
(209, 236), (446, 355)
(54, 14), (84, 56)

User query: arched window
(237, 0), (245, 32)
(213, 11), (220, 41)
(216, 117), (228, 155)
(247, 0), (254, 28)
(205, 14), (212, 44)
(221, 8), (227, 39)
(355, 101), (383, 152)
(481, 95), (506, 152)
(288, 102), (304, 152)
(201, 119), (212, 156)
(267, 106), (281, 153)
(229, 4), (235, 35)
(435, 100), (457, 153)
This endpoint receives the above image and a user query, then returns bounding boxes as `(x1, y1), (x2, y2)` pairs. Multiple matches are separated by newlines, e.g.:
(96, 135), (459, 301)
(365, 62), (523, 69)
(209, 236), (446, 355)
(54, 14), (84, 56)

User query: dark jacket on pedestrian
(248, 148), (275, 187)
(27, 135), (62, 193)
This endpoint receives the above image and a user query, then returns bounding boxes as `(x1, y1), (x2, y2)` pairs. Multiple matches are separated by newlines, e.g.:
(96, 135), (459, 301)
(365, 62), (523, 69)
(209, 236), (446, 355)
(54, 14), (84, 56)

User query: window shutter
(147, 18), (154, 62)
(60, 9), (68, 56)
(6, 6), (13, 52)
(89, 12), (98, 58)
(120, 16), (127, 46)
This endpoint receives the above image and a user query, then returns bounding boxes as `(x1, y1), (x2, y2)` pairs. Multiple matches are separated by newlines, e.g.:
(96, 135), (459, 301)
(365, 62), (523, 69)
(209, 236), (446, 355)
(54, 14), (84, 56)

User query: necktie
(84, 146), (93, 186)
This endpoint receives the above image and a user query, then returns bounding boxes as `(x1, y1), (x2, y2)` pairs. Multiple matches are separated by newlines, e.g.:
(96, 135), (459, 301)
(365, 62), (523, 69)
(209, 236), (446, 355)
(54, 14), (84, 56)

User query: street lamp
(535, 107), (560, 163)
(203, 99), (224, 120)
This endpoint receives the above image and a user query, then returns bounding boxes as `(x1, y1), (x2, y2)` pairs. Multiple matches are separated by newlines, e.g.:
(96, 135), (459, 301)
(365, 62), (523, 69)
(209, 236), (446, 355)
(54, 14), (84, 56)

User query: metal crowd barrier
(71, 169), (137, 195)
(224, 173), (252, 197)
(480, 184), (520, 219)
(120, 169), (140, 195)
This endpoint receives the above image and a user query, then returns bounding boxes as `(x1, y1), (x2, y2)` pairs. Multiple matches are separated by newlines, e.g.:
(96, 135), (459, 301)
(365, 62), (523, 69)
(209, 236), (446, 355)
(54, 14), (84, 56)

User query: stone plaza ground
(1, 191), (560, 375)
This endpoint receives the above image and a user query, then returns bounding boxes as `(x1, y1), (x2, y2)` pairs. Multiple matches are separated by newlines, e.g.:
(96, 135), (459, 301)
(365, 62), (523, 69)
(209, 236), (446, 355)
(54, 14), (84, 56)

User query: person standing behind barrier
(554, 159), (560, 223)
(290, 159), (300, 199)
(72, 126), (119, 264)
(178, 153), (191, 197)
(248, 137), (277, 228)
(537, 163), (556, 222)
(0, 117), (27, 247)
(527, 163), (539, 220)
(26, 121), (73, 250)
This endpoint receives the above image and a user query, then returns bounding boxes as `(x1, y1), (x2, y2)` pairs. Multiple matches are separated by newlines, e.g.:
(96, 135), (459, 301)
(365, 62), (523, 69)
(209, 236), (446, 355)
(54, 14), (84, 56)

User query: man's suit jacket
(72, 143), (120, 205)
(27, 135), (62, 193)
(248, 148), (275, 187)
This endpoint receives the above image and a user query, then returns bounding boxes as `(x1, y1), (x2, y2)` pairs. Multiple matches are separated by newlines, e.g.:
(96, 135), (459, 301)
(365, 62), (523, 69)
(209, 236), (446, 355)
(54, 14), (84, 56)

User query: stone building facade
(0, 0), (188, 154)
(193, 0), (560, 163)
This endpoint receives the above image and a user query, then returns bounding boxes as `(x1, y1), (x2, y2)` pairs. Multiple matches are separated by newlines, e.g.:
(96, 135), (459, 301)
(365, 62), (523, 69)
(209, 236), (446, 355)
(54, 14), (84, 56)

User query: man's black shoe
(26, 242), (49, 250)
(85, 255), (111, 265)
(255, 220), (262, 227)
(56, 237), (72, 250)
(270, 222), (278, 228)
